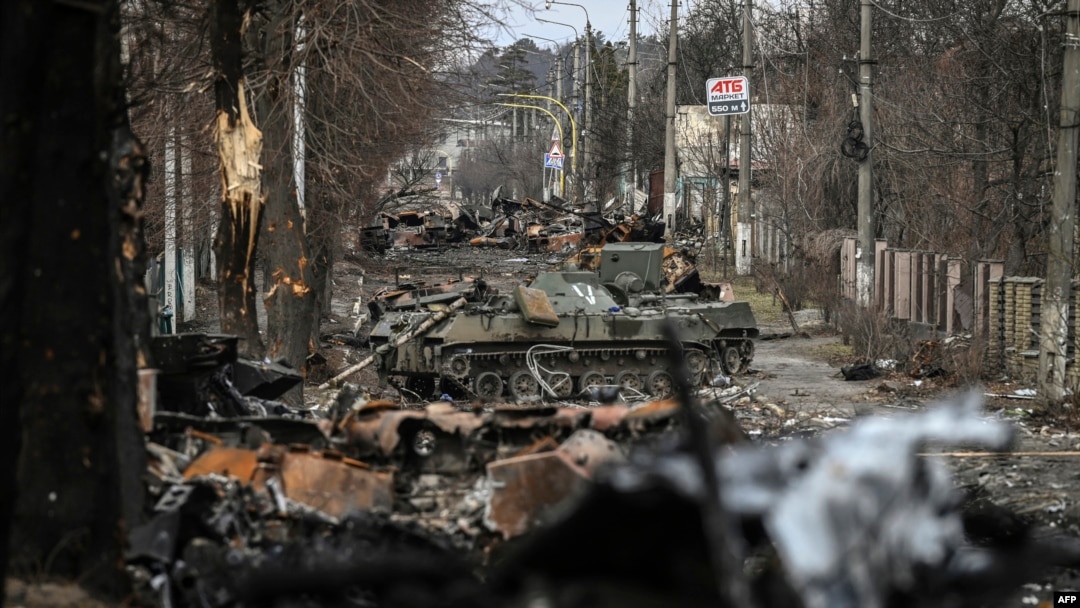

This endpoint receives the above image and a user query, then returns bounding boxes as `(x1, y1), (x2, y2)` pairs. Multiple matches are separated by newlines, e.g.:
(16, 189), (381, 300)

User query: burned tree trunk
(212, 0), (266, 357)
(256, 3), (316, 403)
(0, 0), (147, 597)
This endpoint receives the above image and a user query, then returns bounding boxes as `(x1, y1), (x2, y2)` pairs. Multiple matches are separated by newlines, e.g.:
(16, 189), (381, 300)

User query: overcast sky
(494, 0), (666, 48)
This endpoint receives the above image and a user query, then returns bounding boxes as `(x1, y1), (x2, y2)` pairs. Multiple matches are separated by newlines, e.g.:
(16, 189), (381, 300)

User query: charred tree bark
(1, 0), (147, 597)
(255, 3), (316, 402)
(212, 0), (266, 357)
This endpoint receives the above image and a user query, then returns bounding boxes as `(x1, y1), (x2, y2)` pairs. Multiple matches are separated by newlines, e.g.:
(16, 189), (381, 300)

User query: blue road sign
(544, 153), (564, 169)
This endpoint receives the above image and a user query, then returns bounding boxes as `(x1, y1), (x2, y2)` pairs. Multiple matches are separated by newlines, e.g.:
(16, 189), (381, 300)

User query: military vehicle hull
(368, 243), (757, 402)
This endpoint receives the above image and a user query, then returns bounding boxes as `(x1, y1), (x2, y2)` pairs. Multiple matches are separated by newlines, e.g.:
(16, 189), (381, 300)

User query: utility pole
(555, 52), (564, 101)
(736, 0), (753, 274)
(856, 0), (876, 306)
(626, 0), (638, 210)
(583, 21), (593, 202)
(662, 0), (679, 239)
(1037, 0), (1080, 403)
(573, 39), (582, 201)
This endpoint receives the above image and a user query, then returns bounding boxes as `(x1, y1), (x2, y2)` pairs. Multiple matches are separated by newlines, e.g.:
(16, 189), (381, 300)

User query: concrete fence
(839, 237), (1079, 382)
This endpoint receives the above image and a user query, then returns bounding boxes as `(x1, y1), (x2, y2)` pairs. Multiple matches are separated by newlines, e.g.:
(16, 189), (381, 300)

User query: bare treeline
(571, 0), (1070, 276)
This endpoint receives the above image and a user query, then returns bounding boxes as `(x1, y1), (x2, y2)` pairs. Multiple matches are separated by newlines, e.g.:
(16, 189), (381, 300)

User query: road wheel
(739, 340), (754, 372)
(616, 371), (644, 393)
(721, 346), (742, 374)
(547, 372), (574, 399)
(508, 370), (541, 402)
(646, 370), (674, 398)
(474, 372), (504, 401)
(578, 371), (606, 395)
(685, 350), (707, 376)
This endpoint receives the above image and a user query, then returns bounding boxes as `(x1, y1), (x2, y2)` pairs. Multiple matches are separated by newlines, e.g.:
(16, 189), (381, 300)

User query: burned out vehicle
(367, 243), (758, 401)
(361, 210), (449, 253)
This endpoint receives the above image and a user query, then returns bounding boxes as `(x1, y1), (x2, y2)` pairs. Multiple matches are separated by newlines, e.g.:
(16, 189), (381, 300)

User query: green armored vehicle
(367, 243), (758, 401)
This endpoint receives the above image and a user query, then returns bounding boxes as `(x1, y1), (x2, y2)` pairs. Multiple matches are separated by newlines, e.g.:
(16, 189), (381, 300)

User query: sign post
(706, 76), (750, 116)
(544, 141), (565, 198)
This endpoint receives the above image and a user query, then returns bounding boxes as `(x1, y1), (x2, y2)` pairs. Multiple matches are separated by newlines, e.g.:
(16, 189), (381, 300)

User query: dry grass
(726, 275), (788, 326)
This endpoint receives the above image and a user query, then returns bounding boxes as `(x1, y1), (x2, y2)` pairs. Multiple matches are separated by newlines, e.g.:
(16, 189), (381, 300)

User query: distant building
(674, 103), (793, 263)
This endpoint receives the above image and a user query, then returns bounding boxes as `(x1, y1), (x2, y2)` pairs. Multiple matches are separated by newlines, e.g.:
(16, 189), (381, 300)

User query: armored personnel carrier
(367, 243), (758, 401)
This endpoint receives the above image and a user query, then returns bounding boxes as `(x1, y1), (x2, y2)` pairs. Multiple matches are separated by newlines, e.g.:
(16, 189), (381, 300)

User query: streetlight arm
(535, 16), (578, 39)
(496, 103), (564, 145)
(496, 102), (566, 194)
(498, 92), (577, 180)
(545, 1), (591, 29)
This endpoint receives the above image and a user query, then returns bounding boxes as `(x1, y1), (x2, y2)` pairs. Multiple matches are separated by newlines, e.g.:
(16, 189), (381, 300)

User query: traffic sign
(544, 153), (564, 169)
(547, 141), (564, 159)
(706, 76), (750, 116)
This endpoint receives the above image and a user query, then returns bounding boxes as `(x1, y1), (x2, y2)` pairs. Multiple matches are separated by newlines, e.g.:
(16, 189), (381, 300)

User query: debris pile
(360, 187), (667, 255)
(130, 347), (1080, 608)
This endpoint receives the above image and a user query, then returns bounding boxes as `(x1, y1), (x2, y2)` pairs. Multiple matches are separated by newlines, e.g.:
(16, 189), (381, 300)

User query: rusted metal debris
(183, 444), (394, 518)
(359, 189), (668, 256)
(129, 360), (761, 604)
(362, 209), (450, 253)
(128, 321), (1080, 608)
(484, 429), (624, 539)
(130, 347), (1080, 608)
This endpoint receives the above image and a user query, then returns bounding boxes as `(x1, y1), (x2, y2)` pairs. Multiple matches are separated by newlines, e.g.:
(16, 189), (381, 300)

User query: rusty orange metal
(183, 447), (258, 481)
(184, 445), (393, 518)
(513, 285), (560, 327)
(485, 449), (591, 539)
(584, 405), (630, 431)
(510, 436), (561, 458)
(257, 450), (394, 518)
(624, 398), (680, 421)
(346, 402), (486, 457)
(484, 430), (624, 539)
(528, 230), (584, 253)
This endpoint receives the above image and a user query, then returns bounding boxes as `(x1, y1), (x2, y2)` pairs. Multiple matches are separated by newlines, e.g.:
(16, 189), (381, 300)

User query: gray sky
(494, 0), (664, 48)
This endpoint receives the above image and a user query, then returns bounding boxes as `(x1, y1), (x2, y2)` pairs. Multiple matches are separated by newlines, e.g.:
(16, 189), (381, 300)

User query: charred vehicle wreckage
(118, 195), (1080, 607)
(361, 188), (663, 254)
(128, 335), (1080, 607)
(365, 242), (758, 401)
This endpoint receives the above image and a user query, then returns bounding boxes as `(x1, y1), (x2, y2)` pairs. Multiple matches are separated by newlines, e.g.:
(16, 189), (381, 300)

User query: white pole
(293, 16), (306, 216)
(164, 127), (177, 324)
(181, 136), (196, 322)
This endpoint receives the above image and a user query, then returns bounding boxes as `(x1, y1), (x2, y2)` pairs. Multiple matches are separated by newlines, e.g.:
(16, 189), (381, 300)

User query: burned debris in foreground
(130, 331), (1080, 607)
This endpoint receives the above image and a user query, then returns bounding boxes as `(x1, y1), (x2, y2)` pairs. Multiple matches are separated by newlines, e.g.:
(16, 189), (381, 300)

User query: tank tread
(434, 344), (715, 402)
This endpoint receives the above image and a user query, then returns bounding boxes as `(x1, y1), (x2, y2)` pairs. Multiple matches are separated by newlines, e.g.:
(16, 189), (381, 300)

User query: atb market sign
(706, 76), (750, 116)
